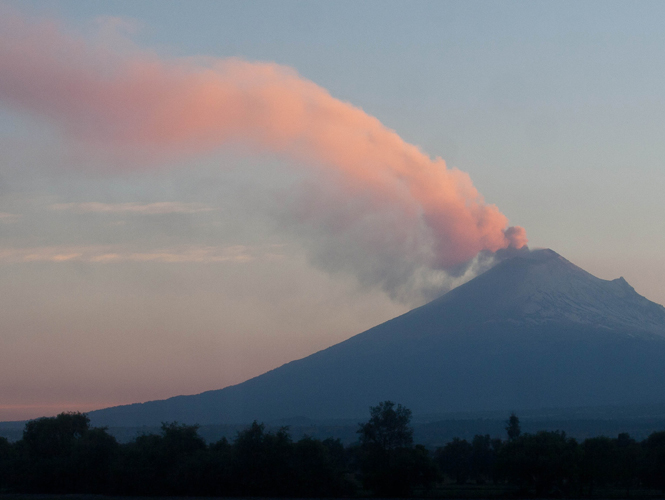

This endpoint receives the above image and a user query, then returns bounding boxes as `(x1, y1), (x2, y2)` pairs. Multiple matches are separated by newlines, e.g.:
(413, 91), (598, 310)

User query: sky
(1, 0), (664, 421)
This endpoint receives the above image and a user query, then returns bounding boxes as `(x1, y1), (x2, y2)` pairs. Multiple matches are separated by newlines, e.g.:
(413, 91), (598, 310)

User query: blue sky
(1, 0), (664, 420)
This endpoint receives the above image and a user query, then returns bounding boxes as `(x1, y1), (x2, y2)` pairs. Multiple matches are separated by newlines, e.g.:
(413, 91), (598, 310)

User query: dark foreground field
(4, 489), (665, 500)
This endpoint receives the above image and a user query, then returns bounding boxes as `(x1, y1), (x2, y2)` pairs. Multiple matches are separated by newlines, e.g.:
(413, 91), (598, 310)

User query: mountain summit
(89, 249), (665, 427)
(424, 248), (665, 333)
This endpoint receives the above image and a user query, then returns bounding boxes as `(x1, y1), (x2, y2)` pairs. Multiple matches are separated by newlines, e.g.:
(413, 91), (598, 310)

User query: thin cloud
(0, 212), (20, 223)
(49, 202), (216, 215)
(0, 245), (265, 264)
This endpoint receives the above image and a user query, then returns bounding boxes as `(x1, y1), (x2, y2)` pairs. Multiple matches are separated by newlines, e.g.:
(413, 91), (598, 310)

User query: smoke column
(0, 10), (527, 301)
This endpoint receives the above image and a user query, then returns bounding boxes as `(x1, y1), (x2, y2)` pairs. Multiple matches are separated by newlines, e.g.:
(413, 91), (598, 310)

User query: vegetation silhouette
(506, 412), (521, 441)
(356, 401), (436, 496)
(3, 404), (665, 497)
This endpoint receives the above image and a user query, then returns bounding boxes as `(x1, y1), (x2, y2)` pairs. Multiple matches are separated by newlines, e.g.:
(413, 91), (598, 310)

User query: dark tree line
(0, 415), (352, 497)
(435, 415), (665, 497)
(2, 404), (665, 497)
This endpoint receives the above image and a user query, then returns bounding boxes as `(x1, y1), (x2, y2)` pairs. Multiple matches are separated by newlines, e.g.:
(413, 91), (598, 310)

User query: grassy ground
(3, 486), (665, 499)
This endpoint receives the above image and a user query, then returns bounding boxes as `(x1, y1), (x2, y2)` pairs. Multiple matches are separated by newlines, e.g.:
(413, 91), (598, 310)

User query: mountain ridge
(87, 248), (665, 427)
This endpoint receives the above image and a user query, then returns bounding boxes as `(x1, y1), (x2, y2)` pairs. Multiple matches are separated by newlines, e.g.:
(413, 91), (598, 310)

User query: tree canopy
(357, 400), (414, 451)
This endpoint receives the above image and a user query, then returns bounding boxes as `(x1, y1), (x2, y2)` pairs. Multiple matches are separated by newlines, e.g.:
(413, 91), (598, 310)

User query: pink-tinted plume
(0, 10), (526, 297)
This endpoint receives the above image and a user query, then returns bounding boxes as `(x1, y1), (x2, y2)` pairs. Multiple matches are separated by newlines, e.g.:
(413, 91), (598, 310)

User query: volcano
(89, 249), (665, 427)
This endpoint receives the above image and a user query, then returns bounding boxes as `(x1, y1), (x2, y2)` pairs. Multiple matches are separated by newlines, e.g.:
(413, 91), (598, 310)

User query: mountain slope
(89, 249), (665, 426)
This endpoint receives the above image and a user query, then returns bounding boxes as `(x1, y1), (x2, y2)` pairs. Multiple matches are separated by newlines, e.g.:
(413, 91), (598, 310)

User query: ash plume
(0, 10), (527, 302)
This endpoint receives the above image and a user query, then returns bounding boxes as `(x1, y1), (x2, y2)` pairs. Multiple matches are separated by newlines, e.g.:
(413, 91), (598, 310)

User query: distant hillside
(6, 408), (665, 446)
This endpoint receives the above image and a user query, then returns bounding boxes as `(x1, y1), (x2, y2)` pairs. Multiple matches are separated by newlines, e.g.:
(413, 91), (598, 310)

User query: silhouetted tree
(71, 426), (118, 493)
(0, 436), (14, 490)
(470, 434), (497, 483)
(614, 432), (640, 496)
(161, 422), (208, 495)
(580, 436), (615, 495)
(17, 412), (117, 493)
(203, 437), (233, 496)
(506, 413), (521, 441)
(358, 401), (413, 450)
(642, 431), (665, 493)
(231, 421), (293, 496)
(322, 436), (348, 475)
(20, 412), (89, 492)
(22, 412), (90, 461)
(435, 437), (472, 484)
(357, 401), (435, 496)
(111, 421), (206, 496)
(113, 432), (165, 495)
(496, 431), (580, 496)
(291, 436), (354, 496)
